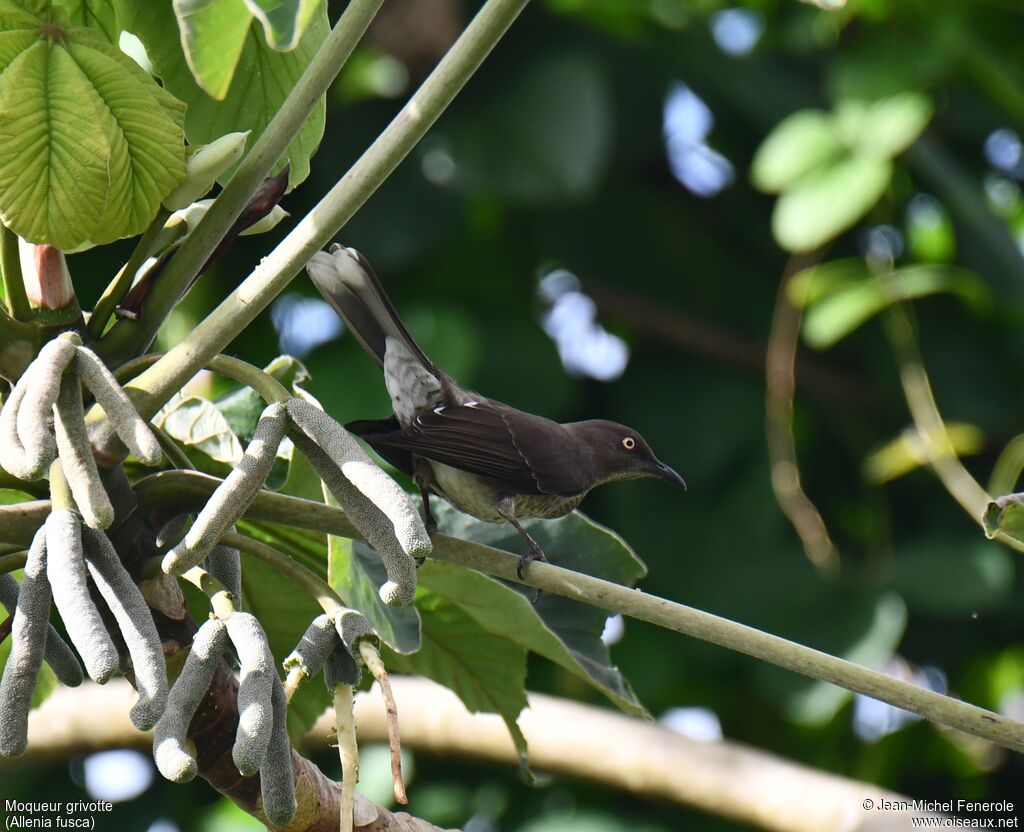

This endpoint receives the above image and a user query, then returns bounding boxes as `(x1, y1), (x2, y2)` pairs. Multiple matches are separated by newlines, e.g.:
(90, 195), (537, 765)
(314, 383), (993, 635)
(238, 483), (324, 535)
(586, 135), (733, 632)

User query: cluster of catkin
(0, 334), (168, 755)
(0, 340), (423, 824)
(163, 396), (431, 607)
(0, 331), (163, 527)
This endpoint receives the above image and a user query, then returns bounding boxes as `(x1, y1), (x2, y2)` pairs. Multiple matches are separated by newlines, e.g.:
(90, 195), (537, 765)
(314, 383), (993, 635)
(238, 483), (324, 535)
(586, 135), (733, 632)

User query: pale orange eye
(622, 437), (636, 450)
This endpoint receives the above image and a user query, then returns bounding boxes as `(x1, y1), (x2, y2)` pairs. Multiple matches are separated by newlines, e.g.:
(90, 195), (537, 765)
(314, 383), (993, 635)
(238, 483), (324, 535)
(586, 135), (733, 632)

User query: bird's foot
(516, 545), (548, 604)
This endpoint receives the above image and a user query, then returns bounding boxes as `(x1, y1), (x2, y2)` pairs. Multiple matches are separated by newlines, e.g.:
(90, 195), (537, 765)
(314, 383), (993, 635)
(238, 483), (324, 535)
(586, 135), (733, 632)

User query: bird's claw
(516, 546), (548, 604)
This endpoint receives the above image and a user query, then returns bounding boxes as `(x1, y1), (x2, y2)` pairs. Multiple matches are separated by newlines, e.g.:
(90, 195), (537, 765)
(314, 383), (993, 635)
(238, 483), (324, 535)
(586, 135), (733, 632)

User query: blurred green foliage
(8, 0), (1024, 829)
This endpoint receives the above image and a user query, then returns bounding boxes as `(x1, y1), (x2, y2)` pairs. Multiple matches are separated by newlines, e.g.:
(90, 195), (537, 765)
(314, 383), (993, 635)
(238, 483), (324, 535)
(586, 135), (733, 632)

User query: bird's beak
(651, 460), (687, 490)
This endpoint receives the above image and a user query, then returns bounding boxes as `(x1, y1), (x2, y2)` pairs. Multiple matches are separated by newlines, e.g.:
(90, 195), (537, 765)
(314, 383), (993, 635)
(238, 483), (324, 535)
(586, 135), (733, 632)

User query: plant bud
(239, 205), (289, 236)
(18, 240), (74, 310)
(162, 132), (250, 211)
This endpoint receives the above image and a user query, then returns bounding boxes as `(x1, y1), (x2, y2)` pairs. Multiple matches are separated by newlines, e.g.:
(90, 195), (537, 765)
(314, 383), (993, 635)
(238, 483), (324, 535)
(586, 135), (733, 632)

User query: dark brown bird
(306, 245), (686, 579)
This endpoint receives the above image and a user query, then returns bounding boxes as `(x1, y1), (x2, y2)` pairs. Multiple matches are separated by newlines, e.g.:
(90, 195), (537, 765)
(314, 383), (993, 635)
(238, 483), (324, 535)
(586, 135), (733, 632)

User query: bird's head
(572, 420), (686, 490)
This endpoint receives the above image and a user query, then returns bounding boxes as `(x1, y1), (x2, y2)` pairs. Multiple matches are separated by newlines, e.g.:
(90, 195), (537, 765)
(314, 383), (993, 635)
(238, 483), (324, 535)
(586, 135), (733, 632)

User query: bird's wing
(347, 403), (588, 496)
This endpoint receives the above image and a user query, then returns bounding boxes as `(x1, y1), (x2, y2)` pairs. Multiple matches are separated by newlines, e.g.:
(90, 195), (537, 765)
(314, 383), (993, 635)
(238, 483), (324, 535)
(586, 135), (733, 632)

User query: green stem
(0, 551), (27, 574)
(87, 207), (171, 342)
(48, 460), (74, 512)
(120, 469), (1024, 755)
(114, 353), (289, 403)
(103, 0), (530, 423)
(151, 423), (197, 471)
(94, 0), (385, 368)
(207, 355), (290, 403)
(113, 352), (290, 410)
(181, 565), (236, 619)
(882, 303), (1024, 556)
(221, 530), (343, 616)
(0, 224), (30, 322)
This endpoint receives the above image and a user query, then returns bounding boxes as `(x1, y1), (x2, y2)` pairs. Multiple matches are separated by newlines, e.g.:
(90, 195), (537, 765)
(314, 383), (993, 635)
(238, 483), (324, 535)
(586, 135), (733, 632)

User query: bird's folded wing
(347, 404), (587, 497)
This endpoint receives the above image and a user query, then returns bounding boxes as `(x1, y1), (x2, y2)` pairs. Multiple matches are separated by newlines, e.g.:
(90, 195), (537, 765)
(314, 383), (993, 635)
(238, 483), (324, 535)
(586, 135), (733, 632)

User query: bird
(305, 244), (686, 582)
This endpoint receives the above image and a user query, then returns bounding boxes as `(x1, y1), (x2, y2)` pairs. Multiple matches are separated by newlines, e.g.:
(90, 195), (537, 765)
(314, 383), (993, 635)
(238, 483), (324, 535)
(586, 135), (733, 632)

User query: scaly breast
(430, 462), (505, 522)
(429, 462), (587, 522)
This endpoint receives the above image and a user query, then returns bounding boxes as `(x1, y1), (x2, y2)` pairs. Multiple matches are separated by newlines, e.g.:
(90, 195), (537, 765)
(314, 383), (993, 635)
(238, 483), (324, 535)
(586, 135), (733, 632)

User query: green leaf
(244, 0), (321, 50)
(419, 558), (644, 715)
(0, 13), (186, 248)
(120, 0), (327, 187)
(863, 422), (985, 484)
(800, 265), (990, 349)
(173, 0), (252, 100)
(772, 154), (891, 253)
(985, 493), (1024, 545)
(834, 92), (933, 160)
(431, 503), (647, 716)
(53, 0), (117, 41)
(438, 53), (612, 204)
(889, 539), (1013, 617)
(384, 595), (530, 766)
(156, 393), (244, 465)
(330, 538), (421, 654)
(750, 110), (842, 194)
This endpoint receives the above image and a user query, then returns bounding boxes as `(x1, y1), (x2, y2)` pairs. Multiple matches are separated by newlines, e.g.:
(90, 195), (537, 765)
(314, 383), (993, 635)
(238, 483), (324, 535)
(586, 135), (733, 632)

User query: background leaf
(772, 154), (892, 253)
(156, 393), (244, 467)
(329, 538), (421, 654)
(751, 110), (842, 194)
(431, 503), (647, 716)
(244, 0), (321, 50)
(384, 595), (531, 766)
(172, 0), (252, 100)
(119, 0), (327, 188)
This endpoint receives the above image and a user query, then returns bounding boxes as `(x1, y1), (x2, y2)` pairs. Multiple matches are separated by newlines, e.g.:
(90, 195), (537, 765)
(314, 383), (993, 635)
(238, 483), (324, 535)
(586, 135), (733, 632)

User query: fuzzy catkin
(0, 367), (33, 479)
(287, 398), (431, 562)
(259, 677), (296, 825)
(226, 612), (276, 776)
(0, 575), (83, 689)
(16, 334), (78, 478)
(153, 618), (227, 783)
(324, 643), (361, 688)
(0, 528), (50, 756)
(45, 509), (119, 683)
(290, 428), (418, 607)
(82, 528), (168, 730)
(73, 347), (163, 466)
(163, 403), (286, 575)
(283, 614), (335, 678)
(155, 515), (190, 549)
(207, 544), (242, 603)
(53, 371), (115, 529)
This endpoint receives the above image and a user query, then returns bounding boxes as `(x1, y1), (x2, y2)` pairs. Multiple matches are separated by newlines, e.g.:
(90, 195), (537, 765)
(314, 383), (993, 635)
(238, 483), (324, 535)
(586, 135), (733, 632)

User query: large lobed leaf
(0, 2), (186, 248)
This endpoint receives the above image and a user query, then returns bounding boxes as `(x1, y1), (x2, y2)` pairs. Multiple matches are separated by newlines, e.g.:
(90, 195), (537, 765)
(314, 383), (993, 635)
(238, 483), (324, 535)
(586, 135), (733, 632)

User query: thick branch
(19, 677), (954, 832)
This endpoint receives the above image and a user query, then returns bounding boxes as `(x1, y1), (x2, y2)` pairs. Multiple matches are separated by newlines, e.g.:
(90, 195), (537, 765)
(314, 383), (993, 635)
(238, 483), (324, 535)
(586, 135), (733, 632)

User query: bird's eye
(622, 437), (636, 450)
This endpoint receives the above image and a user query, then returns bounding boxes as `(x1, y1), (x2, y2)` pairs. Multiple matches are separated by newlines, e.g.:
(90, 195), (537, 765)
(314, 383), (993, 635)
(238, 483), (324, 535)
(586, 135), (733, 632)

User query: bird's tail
(305, 245), (433, 371)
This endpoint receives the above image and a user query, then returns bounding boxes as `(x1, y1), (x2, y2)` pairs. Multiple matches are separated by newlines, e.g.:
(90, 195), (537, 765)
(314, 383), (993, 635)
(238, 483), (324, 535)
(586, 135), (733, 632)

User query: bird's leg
(497, 496), (546, 602)
(413, 459), (437, 567)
